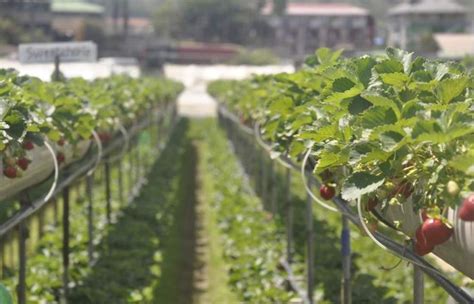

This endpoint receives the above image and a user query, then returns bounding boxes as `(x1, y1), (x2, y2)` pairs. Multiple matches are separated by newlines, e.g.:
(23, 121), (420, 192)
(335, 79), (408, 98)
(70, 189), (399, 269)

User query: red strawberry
(421, 218), (453, 246)
(3, 166), (17, 179)
(320, 185), (336, 200)
(414, 227), (433, 256)
(459, 194), (474, 221)
(22, 141), (34, 150)
(17, 157), (30, 171)
(57, 138), (65, 146)
(99, 132), (111, 143)
(56, 152), (65, 165)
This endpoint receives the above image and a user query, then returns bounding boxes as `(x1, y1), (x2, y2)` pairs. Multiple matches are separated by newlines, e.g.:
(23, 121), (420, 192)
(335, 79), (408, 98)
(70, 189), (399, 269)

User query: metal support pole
(261, 153), (267, 201)
(414, 264), (424, 304)
(306, 180), (315, 304)
(136, 140), (141, 182)
(0, 237), (4, 279)
(341, 215), (352, 304)
(17, 220), (27, 304)
(270, 161), (277, 214)
(286, 168), (293, 265)
(53, 198), (58, 226)
(105, 162), (112, 225)
(86, 175), (94, 265)
(62, 187), (70, 301)
(38, 207), (45, 239)
(17, 195), (31, 304)
(118, 159), (124, 205)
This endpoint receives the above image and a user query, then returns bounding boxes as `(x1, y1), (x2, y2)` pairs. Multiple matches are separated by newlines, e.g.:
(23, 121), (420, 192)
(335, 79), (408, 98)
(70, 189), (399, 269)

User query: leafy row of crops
(192, 119), (295, 303)
(209, 48), (474, 256)
(0, 69), (183, 177)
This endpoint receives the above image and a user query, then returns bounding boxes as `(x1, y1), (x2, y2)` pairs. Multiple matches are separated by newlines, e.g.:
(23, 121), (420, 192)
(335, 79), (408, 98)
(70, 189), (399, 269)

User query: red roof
(262, 2), (369, 16)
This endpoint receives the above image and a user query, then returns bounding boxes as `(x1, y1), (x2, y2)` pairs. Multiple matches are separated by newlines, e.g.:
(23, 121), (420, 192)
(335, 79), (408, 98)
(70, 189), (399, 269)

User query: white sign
(19, 41), (98, 64)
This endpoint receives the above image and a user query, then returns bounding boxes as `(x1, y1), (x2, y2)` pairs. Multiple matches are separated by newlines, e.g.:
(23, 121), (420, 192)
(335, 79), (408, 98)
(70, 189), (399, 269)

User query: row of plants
(0, 68), (183, 181)
(68, 121), (190, 303)
(192, 119), (295, 303)
(208, 48), (473, 264)
(1, 114), (173, 303)
(218, 111), (464, 303)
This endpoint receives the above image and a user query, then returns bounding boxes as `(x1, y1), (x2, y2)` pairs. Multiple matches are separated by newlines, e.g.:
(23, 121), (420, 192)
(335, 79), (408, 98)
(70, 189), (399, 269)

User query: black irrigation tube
(218, 105), (474, 304)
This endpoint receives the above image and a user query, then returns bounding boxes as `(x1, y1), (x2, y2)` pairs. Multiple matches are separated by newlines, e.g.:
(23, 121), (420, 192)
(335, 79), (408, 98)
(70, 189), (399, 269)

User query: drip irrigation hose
(87, 130), (103, 176)
(253, 123), (297, 170)
(220, 105), (474, 303)
(301, 148), (339, 213)
(105, 123), (130, 163)
(356, 198), (448, 278)
(42, 141), (59, 203)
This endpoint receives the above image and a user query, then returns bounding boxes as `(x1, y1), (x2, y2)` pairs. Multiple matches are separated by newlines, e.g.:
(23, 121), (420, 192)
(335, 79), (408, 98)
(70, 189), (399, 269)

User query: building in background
(433, 33), (474, 58)
(51, 0), (105, 40)
(387, 0), (468, 52)
(263, 2), (374, 59)
(0, 0), (52, 31)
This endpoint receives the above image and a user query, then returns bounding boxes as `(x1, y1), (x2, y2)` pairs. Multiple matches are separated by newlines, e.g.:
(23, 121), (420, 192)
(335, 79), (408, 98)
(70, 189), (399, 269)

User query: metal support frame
(286, 168), (293, 265)
(62, 187), (70, 300)
(118, 159), (124, 205)
(17, 195), (31, 304)
(0, 103), (176, 304)
(218, 105), (474, 304)
(105, 162), (112, 225)
(86, 174), (94, 265)
(306, 180), (315, 304)
(414, 264), (424, 304)
(269, 161), (277, 214)
(341, 215), (352, 304)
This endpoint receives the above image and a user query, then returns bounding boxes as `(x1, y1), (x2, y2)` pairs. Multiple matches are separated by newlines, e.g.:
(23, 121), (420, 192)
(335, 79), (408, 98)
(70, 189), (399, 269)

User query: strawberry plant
(209, 48), (474, 245)
(0, 69), (183, 179)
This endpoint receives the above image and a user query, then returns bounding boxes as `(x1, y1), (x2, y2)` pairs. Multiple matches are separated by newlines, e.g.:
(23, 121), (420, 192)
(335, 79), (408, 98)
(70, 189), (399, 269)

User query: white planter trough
(379, 201), (474, 279)
(0, 140), (91, 202)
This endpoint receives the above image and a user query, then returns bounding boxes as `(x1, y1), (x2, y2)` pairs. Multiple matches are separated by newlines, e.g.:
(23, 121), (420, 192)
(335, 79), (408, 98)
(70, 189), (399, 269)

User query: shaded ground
(67, 121), (201, 303)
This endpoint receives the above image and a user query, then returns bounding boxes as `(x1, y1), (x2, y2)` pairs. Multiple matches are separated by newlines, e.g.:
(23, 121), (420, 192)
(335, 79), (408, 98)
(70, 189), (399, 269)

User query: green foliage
(0, 283), (12, 304)
(209, 48), (474, 219)
(0, 69), (183, 155)
(194, 120), (295, 303)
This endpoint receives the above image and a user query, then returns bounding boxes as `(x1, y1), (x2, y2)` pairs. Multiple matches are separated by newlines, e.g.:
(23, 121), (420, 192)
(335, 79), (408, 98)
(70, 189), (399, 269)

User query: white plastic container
(380, 201), (474, 279)
(0, 140), (91, 202)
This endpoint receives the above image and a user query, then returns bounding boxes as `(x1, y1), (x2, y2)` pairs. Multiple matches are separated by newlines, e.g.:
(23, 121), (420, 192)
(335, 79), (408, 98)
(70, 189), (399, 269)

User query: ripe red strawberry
(421, 218), (453, 246)
(320, 185), (335, 200)
(3, 166), (17, 179)
(414, 227), (433, 256)
(57, 138), (65, 146)
(17, 157), (30, 171)
(366, 197), (379, 212)
(22, 141), (34, 150)
(459, 194), (474, 221)
(56, 152), (65, 165)
(99, 132), (111, 143)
